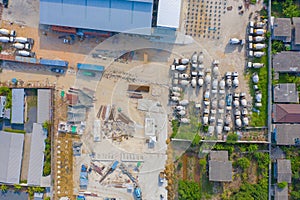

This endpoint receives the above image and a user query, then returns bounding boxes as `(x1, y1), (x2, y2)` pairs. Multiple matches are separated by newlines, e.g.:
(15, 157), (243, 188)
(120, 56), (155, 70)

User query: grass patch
(3, 128), (25, 134)
(247, 47), (268, 127)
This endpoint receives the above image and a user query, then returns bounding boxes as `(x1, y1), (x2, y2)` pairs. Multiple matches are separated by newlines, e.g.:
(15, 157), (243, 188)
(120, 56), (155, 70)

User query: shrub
(0, 184), (8, 192)
(237, 157), (251, 170)
(3, 128), (26, 134)
(278, 182), (288, 189)
(226, 133), (238, 144)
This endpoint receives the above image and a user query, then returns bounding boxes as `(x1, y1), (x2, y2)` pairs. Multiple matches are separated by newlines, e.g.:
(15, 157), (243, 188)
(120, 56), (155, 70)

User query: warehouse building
(40, 0), (182, 35)
(11, 89), (25, 124)
(37, 89), (52, 124)
(0, 131), (24, 184)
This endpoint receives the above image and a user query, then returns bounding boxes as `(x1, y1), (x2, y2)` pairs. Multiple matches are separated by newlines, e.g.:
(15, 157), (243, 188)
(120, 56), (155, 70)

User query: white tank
(16, 50), (32, 57)
(243, 117), (249, 126)
(252, 63), (264, 68)
(191, 77), (197, 88)
(13, 43), (25, 49)
(0, 29), (9, 35)
(233, 100), (240, 107)
(191, 52), (197, 63)
(203, 116), (208, 125)
(198, 78), (203, 86)
(254, 29), (265, 35)
(180, 118), (190, 124)
(14, 37), (28, 43)
(230, 38), (240, 44)
(252, 74), (259, 83)
(253, 43), (266, 49)
(172, 86), (182, 92)
(180, 58), (189, 65)
(179, 100), (189, 106)
(171, 96), (179, 101)
(233, 77), (239, 87)
(235, 118), (242, 127)
(178, 110), (186, 116)
(253, 36), (265, 42)
(254, 51), (265, 57)
(176, 106), (185, 111)
(241, 99), (247, 107)
(176, 65), (187, 71)
(0, 36), (10, 43)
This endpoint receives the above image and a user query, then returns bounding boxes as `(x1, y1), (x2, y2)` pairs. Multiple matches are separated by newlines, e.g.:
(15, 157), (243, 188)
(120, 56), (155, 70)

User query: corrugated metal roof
(157, 0), (182, 28)
(0, 190), (28, 200)
(274, 104), (300, 123)
(40, 58), (68, 67)
(11, 89), (25, 124)
(40, 0), (153, 35)
(0, 131), (24, 184)
(37, 89), (51, 124)
(27, 123), (47, 186)
(77, 63), (104, 72)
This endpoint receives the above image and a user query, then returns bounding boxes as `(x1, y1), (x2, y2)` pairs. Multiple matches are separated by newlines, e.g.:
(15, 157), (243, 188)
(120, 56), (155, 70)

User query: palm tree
(0, 184), (8, 193)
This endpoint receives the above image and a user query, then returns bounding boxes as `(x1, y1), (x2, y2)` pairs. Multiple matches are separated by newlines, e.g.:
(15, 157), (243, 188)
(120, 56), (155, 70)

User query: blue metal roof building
(40, 0), (154, 35)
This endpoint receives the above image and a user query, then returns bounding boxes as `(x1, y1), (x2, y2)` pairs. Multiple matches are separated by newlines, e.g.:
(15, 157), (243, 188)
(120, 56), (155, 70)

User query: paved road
(267, 0), (272, 199)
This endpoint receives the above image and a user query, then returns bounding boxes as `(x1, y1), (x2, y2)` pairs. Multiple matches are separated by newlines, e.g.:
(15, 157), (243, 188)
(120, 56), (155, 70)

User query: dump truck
(225, 72), (232, 88)
(179, 58), (189, 65)
(16, 50), (35, 57)
(171, 86), (182, 92)
(170, 65), (187, 71)
(0, 29), (16, 37)
(179, 99), (189, 106)
(235, 116), (242, 128)
(14, 37), (34, 45)
(191, 77), (197, 88)
(205, 69), (211, 85)
(253, 36), (265, 42)
(12, 42), (32, 50)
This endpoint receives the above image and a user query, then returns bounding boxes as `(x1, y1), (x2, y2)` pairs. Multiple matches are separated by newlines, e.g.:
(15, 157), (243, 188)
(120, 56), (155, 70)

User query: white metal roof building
(0, 131), (24, 184)
(37, 89), (51, 124)
(156, 0), (182, 28)
(0, 96), (6, 118)
(27, 123), (47, 186)
(40, 0), (154, 35)
(11, 89), (25, 124)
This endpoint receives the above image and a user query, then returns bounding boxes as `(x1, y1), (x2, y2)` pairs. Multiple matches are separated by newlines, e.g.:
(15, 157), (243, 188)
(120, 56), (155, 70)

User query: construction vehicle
(171, 86), (182, 92)
(12, 42), (32, 50)
(235, 116), (242, 128)
(134, 187), (142, 199)
(99, 161), (119, 183)
(170, 96), (180, 102)
(171, 64), (187, 71)
(254, 21), (265, 28)
(247, 62), (264, 68)
(198, 71), (204, 87)
(180, 80), (190, 86)
(0, 36), (13, 43)
(14, 37), (34, 45)
(253, 29), (266, 35)
(219, 78), (225, 90)
(205, 69), (211, 85)
(179, 73), (190, 79)
(229, 38), (245, 45)
(175, 106), (185, 111)
(240, 93), (247, 107)
(252, 72), (259, 83)
(253, 36), (265, 42)
(252, 43), (266, 50)
(90, 162), (104, 176)
(0, 29), (16, 37)
(204, 89), (210, 106)
(191, 77), (197, 88)
(225, 72), (232, 88)
(198, 52), (204, 64)
(191, 52), (197, 64)
(179, 58), (189, 65)
(16, 50), (35, 57)
(242, 116), (249, 126)
(226, 94), (233, 107)
(253, 51), (265, 57)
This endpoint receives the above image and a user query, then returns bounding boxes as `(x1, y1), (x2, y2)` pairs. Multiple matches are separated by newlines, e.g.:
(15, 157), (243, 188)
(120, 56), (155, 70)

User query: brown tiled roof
(274, 104), (300, 123)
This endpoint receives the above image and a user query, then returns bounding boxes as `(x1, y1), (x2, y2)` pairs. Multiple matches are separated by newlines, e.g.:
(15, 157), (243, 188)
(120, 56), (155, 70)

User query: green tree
(226, 133), (238, 144)
(272, 40), (285, 54)
(33, 187), (44, 193)
(283, 0), (300, 18)
(199, 158), (207, 169)
(14, 184), (22, 191)
(237, 157), (251, 170)
(178, 180), (201, 200)
(247, 144), (258, 153)
(0, 184), (8, 192)
(278, 182), (288, 189)
(177, 162), (183, 170)
(45, 197), (51, 200)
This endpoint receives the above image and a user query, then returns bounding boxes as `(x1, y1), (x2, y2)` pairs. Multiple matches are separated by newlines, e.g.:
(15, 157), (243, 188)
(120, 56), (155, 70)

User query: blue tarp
(40, 59), (69, 67)
(77, 63), (104, 72)
(15, 56), (38, 64)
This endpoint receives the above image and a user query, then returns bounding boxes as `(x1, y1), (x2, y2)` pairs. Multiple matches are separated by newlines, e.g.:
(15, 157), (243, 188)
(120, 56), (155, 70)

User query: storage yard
(0, 0), (269, 199)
